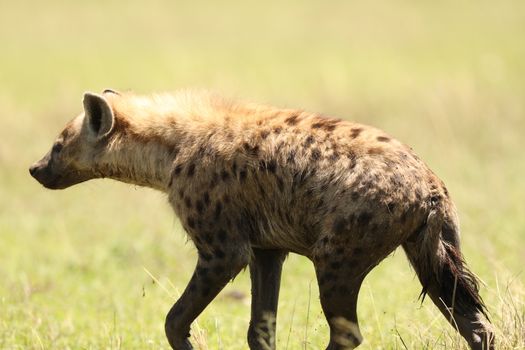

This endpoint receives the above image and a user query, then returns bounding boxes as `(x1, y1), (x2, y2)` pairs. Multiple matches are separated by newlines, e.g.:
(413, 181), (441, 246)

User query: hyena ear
(102, 88), (120, 95)
(83, 92), (115, 137)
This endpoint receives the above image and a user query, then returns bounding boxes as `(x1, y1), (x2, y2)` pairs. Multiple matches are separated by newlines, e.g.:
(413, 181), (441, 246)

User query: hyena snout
(29, 155), (91, 190)
(29, 154), (57, 188)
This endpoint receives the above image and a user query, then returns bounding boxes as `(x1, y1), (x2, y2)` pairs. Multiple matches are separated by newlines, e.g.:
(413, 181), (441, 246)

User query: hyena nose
(29, 164), (38, 177)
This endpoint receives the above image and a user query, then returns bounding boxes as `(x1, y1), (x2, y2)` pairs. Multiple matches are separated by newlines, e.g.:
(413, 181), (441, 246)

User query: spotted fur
(29, 90), (494, 350)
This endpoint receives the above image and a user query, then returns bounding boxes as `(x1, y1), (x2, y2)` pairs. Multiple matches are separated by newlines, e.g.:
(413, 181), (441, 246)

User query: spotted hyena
(30, 90), (494, 350)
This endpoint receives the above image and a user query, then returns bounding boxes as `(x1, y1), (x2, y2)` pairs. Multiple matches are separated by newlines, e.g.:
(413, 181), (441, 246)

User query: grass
(1, 0), (524, 348)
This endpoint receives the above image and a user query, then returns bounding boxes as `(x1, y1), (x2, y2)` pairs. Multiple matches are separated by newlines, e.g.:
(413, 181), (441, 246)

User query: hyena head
(29, 91), (116, 189)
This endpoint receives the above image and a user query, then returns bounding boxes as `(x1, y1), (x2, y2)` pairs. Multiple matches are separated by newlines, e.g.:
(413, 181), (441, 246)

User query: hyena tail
(402, 202), (495, 350)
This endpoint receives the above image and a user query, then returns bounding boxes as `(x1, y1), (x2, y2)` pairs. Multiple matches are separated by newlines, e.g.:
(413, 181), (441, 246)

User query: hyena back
(30, 90), (494, 350)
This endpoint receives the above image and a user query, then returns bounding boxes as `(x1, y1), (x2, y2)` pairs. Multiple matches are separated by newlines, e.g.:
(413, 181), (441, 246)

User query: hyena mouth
(29, 166), (91, 190)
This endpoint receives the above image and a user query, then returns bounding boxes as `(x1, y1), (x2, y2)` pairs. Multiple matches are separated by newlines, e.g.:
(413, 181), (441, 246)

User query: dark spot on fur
(321, 237), (329, 245)
(209, 172), (219, 188)
(221, 170), (230, 181)
(350, 127), (363, 138)
(287, 149), (296, 164)
(324, 124), (337, 132)
(311, 148), (322, 161)
(173, 164), (183, 176)
(285, 114), (300, 125)
(214, 202), (223, 220)
(328, 151), (340, 162)
(273, 126), (282, 134)
(260, 130), (270, 139)
(178, 189), (184, 198)
(357, 212), (372, 226)
(204, 233), (213, 244)
(239, 169), (247, 182)
(187, 163), (195, 177)
(231, 161), (237, 174)
(195, 200), (204, 214)
(387, 202), (396, 213)
(368, 147), (382, 155)
(333, 217), (347, 235)
(311, 118), (339, 132)
(377, 136), (390, 142)
(243, 143), (259, 157)
(218, 229), (227, 243)
(266, 160), (277, 173)
(203, 192), (210, 206)
(184, 197), (192, 209)
(303, 135), (315, 148)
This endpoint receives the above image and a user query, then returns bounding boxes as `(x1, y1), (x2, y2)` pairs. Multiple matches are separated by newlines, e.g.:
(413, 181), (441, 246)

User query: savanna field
(1, 1), (524, 349)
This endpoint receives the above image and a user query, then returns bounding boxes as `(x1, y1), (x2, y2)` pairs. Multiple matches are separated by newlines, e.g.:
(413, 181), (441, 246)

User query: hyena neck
(96, 135), (177, 191)
(97, 117), (186, 192)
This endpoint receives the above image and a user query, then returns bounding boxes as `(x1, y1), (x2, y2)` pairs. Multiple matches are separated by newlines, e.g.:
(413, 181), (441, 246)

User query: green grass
(1, 0), (524, 348)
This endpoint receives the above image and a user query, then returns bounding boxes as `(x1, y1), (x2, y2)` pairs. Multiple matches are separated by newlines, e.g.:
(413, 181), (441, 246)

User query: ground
(0, 0), (524, 349)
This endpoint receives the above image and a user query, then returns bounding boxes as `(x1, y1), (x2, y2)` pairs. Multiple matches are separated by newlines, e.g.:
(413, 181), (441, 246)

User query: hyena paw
(168, 338), (193, 350)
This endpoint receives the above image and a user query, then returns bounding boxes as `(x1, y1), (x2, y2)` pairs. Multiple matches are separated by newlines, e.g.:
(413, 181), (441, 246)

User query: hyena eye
(52, 142), (63, 154)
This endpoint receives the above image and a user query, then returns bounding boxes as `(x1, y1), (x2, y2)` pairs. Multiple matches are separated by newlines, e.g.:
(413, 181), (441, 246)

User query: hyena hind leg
(313, 245), (374, 350)
(247, 248), (287, 350)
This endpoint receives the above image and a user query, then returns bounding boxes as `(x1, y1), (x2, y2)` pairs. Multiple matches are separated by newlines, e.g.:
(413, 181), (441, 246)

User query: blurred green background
(1, 0), (524, 349)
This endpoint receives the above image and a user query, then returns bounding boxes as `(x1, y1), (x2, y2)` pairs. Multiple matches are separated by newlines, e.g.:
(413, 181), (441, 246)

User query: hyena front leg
(247, 248), (287, 350)
(165, 248), (250, 350)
